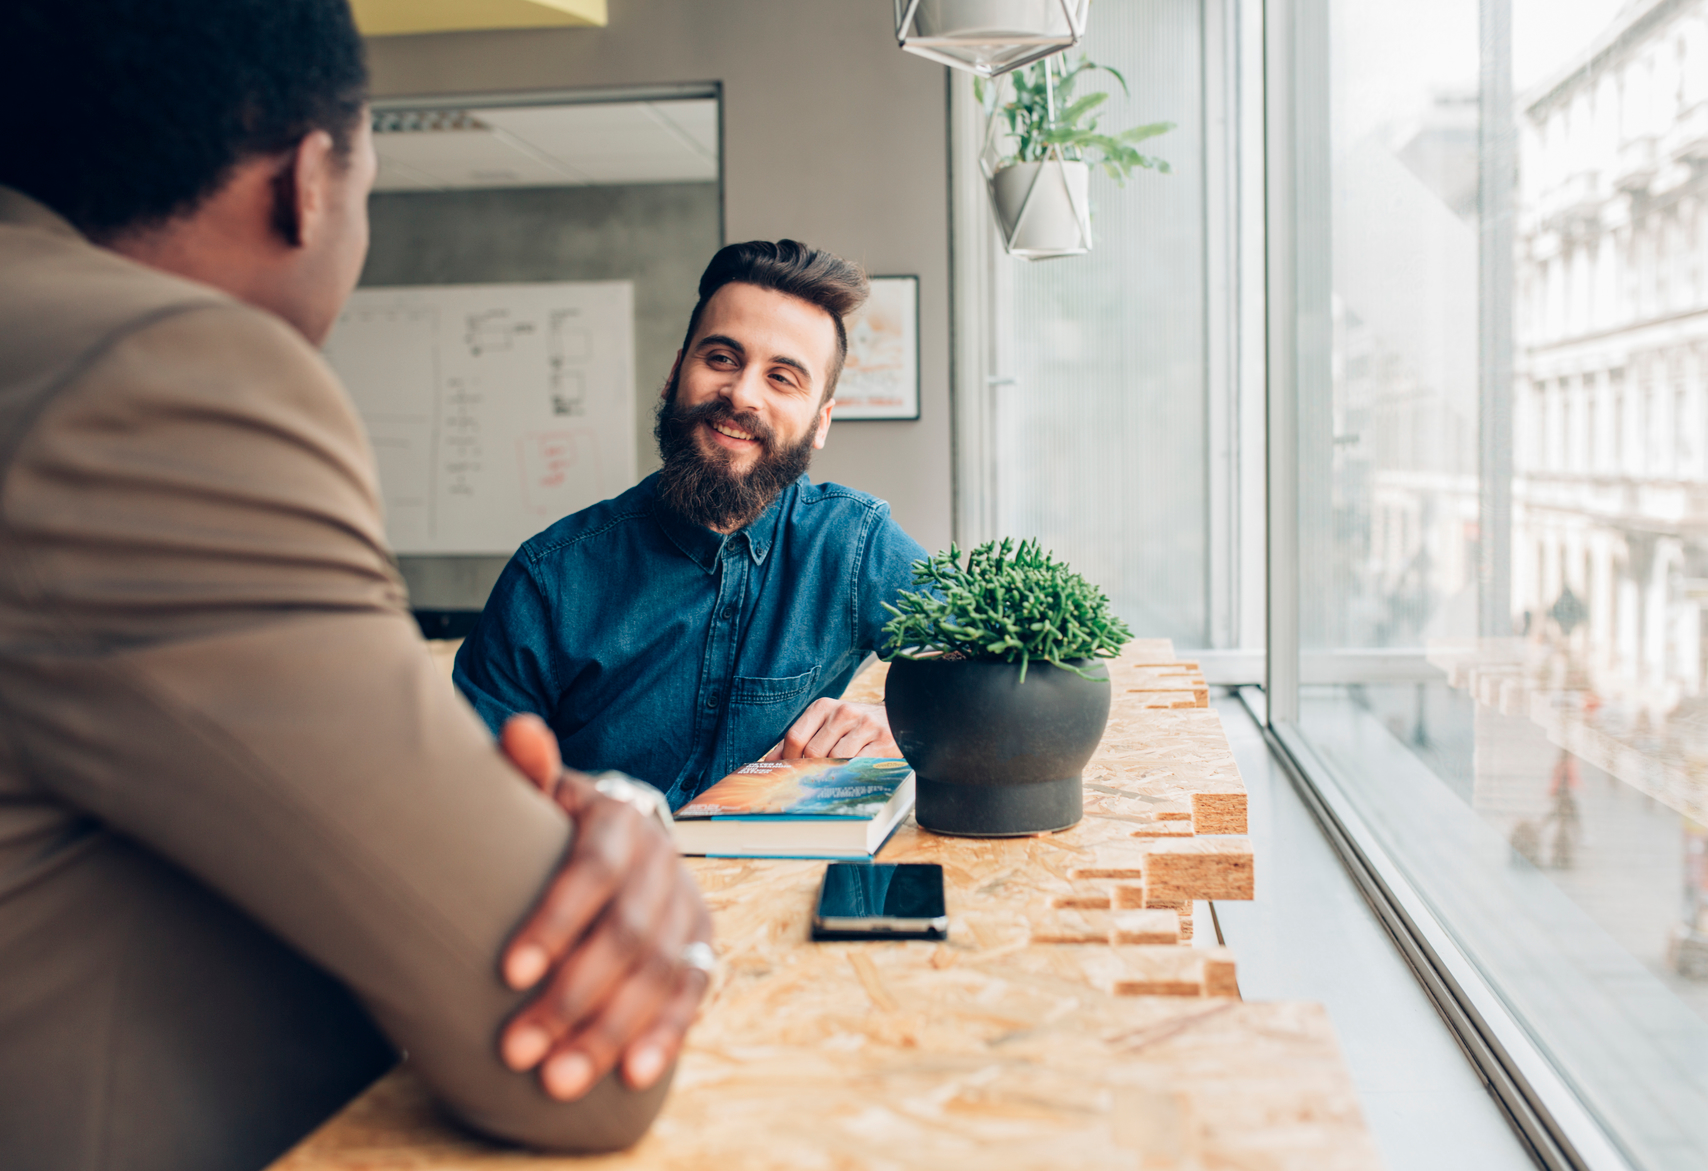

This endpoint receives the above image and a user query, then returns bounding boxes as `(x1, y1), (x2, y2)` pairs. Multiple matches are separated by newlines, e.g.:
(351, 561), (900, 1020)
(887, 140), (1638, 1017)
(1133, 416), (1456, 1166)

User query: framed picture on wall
(833, 275), (920, 421)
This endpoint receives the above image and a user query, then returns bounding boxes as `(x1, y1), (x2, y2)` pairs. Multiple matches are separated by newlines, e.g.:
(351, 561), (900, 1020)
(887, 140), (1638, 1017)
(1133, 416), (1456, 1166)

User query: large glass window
(953, 0), (1708, 1160)
(1272, 0), (1708, 1163)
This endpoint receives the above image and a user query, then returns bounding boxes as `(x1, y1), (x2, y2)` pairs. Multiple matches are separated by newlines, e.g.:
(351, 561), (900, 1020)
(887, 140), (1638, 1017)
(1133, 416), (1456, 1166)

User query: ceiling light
(894, 0), (1089, 79)
(373, 110), (489, 135)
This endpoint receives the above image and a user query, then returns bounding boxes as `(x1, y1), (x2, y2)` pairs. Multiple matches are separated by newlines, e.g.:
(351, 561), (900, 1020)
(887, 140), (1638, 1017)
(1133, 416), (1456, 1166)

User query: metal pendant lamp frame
(980, 58), (1093, 259)
(895, 0), (1090, 79)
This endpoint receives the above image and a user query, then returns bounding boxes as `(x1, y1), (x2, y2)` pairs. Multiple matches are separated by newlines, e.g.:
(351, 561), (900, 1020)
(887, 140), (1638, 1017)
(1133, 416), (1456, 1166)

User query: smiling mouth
(709, 420), (757, 443)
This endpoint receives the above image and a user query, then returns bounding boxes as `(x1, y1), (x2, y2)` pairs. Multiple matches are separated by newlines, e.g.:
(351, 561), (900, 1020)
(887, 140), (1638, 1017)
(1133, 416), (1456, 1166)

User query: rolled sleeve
(453, 557), (562, 737)
(855, 506), (930, 656)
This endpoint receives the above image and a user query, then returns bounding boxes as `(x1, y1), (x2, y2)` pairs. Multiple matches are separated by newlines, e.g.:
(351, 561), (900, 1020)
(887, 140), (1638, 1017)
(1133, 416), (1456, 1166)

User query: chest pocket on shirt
(724, 666), (821, 774)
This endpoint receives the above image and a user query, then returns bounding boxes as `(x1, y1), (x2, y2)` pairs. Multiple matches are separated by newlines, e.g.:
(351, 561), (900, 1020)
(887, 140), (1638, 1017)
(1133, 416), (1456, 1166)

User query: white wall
(366, 0), (955, 552)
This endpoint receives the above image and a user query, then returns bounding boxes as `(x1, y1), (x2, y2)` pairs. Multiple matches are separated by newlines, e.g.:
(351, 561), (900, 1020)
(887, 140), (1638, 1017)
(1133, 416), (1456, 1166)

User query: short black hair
(681, 240), (870, 397)
(1, 0), (368, 239)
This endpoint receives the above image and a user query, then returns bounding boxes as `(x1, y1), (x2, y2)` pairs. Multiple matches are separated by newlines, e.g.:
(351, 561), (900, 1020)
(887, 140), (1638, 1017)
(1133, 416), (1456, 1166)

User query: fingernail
(503, 1026), (551, 1070)
(543, 1051), (595, 1100)
(626, 1044), (666, 1088)
(506, 945), (549, 989)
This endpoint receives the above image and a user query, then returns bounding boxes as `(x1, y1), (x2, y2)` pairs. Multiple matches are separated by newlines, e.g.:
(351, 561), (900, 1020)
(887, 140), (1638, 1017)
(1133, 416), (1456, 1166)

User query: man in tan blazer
(0, 3), (711, 1169)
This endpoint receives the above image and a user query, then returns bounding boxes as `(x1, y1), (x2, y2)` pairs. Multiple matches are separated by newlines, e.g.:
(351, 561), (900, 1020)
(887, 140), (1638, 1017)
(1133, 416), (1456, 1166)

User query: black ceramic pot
(885, 657), (1111, 836)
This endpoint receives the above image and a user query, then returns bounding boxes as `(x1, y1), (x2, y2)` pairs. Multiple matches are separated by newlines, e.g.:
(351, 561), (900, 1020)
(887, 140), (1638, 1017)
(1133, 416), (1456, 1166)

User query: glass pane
(987, 0), (1208, 644)
(353, 96), (723, 611)
(1287, 0), (1708, 1163)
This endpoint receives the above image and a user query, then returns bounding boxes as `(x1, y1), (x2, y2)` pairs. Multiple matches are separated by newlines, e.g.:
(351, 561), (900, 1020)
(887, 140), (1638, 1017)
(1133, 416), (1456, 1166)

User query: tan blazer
(0, 188), (666, 1171)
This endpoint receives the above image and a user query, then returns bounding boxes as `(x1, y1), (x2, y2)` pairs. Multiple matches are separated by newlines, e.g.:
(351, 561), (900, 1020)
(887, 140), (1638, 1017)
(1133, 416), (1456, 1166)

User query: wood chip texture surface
(270, 643), (1369, 1170)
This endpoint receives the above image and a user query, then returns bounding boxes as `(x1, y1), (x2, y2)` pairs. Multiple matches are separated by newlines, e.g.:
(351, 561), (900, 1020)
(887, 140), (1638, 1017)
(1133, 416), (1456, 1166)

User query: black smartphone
(811, 862), (948, 941)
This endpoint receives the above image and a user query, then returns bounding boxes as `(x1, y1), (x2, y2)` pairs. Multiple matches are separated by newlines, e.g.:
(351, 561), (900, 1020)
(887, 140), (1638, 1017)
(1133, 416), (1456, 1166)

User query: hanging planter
(977, 56), (1175, 260)
(988, 152), (1092, 258)
(895, 0), (1090, 79)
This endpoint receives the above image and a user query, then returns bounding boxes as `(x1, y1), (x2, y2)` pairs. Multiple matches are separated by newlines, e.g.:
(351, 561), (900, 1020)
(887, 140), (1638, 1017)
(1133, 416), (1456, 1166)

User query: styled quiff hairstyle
(680, 240), (870, 398)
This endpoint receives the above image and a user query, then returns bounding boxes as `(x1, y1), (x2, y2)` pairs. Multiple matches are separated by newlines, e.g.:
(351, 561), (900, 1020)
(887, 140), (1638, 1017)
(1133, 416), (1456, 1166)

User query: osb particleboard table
(272, 642), (1381, 1171)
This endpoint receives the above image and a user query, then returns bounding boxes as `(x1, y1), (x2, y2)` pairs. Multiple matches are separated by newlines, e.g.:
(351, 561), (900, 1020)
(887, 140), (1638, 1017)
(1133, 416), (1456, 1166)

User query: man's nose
(722, 365), (768, 414)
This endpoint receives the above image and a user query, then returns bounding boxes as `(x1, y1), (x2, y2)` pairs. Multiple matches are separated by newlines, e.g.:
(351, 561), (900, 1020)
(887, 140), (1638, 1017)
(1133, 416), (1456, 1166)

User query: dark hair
(1, 0), (368, 238)
(681, 240), (870, 397)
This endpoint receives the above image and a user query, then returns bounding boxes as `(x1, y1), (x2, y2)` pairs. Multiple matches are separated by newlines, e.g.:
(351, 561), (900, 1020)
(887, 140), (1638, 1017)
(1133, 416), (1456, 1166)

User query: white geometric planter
(895, 0), (1089, 78)
(988, 158), (1091, 258)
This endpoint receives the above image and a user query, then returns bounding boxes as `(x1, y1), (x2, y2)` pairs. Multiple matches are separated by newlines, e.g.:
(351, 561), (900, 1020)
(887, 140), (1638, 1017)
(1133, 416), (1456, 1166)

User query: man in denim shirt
(454, 241), (929, 809)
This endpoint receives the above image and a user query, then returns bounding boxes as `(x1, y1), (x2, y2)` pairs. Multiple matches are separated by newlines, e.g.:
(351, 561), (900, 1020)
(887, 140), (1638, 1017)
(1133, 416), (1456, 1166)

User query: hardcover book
(673, 757), (916, 858)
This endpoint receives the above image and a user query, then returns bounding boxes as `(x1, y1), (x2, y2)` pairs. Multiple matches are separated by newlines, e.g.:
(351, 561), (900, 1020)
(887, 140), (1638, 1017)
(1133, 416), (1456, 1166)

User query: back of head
(682, 240), (870, 395)
(0, 0), (368, 240)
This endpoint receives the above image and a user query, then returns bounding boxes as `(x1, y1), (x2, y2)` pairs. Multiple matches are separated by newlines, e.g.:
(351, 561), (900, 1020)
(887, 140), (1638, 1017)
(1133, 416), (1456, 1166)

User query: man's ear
(812, 397), (835, 450)
(662, 350), (683, 400)
(270, 130), (338, 249)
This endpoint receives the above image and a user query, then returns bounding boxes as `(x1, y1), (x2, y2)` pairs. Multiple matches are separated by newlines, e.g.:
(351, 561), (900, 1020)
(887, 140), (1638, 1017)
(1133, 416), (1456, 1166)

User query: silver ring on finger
(680, 940), (716, 976)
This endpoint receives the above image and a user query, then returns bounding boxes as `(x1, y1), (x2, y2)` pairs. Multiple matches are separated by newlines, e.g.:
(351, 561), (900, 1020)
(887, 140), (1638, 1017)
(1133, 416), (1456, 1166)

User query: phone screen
(812, 862), (947, 941)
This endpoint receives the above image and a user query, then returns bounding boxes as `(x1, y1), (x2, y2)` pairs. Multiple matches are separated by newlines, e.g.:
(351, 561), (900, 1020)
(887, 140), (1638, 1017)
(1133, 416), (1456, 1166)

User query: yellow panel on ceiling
(352, 0), (607, 36)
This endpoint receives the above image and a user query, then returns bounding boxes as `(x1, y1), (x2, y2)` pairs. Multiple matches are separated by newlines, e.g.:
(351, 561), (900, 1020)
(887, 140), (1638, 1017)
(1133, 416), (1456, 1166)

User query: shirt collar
(648, 474), (796, 574)
(0, 186), (82, 240)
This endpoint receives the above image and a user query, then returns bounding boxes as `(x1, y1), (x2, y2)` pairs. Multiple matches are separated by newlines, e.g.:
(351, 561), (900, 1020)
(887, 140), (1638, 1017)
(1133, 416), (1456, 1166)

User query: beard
(653, 378), (817, 532)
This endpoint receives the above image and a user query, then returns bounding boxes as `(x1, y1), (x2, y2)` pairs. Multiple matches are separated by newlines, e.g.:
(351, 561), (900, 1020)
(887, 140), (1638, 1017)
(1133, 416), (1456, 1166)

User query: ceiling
(372, 99), (719, 192)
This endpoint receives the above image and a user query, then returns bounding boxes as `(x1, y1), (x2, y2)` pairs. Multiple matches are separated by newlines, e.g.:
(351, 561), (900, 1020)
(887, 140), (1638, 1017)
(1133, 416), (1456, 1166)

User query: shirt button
(722, 605), (736, 620)
(706, 691), (719, 709)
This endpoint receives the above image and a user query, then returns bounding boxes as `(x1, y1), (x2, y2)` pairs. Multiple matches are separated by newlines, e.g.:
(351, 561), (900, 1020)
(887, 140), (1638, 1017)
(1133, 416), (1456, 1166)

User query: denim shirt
(452, 472), (928, 808)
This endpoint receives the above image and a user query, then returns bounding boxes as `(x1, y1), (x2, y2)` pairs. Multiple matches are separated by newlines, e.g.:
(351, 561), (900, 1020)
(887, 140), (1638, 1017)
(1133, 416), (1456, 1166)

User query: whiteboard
(323, 281), (636, 555)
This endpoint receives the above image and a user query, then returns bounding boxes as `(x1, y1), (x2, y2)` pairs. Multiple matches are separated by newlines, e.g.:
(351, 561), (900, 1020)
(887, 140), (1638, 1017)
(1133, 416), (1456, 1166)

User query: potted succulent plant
(977, 55), (1174, 257)
(880, 538), (1133, 836)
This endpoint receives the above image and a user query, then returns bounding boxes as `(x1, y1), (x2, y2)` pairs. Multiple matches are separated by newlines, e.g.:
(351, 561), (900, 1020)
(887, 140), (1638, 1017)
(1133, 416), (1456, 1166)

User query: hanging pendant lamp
(895, 0), (1090, 79)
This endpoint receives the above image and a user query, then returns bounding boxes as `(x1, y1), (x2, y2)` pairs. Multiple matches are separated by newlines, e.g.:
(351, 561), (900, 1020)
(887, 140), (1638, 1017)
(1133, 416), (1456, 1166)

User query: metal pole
(1264, 0), (1300, 723)
(1479, 0), (1515, 638)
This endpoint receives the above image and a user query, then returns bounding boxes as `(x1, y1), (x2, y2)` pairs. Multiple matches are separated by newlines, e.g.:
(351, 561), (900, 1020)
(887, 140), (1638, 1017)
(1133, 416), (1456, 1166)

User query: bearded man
(454, 241), (929, 809)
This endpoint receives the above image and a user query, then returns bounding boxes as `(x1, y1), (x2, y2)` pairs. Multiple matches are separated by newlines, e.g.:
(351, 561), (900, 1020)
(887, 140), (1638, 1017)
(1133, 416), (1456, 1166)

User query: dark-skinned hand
(495, 713), (713, 1101)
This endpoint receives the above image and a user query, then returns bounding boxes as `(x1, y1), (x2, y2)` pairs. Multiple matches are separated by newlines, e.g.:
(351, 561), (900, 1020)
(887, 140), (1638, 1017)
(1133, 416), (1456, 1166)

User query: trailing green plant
(880, 538), (1133, 682)
(976, 55), (1173, 183)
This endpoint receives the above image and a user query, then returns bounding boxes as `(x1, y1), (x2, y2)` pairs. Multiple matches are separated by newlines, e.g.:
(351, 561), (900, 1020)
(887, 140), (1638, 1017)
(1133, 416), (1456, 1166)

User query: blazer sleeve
(0, 302), (665, 1151)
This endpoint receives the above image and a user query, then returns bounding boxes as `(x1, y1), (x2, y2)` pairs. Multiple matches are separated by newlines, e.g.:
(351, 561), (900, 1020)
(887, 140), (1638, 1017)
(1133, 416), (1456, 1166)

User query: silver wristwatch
(589, 771), (676, 840)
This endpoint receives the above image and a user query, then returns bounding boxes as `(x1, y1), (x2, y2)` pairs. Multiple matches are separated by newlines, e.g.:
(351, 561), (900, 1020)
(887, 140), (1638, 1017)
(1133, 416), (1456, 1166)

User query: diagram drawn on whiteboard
(322, 281), (635, 556)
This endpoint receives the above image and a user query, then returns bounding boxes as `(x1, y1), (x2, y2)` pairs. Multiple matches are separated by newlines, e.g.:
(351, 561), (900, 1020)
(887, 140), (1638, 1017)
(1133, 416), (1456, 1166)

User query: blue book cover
(673, 758), (916, 858)
(677, 758), (914, 819)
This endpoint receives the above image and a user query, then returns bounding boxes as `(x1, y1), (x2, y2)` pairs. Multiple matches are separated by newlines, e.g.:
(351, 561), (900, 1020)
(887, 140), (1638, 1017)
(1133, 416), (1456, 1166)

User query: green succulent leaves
(880, 538), (1133, 682)
(976, 56), (1174, 184)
